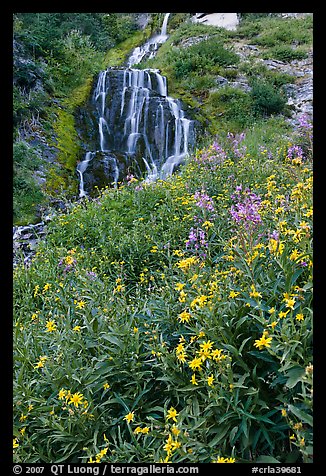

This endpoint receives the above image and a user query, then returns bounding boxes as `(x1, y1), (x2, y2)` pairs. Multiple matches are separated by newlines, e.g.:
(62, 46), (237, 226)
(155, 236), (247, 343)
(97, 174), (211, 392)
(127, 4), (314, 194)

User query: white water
(127, 13), (171, 67)
(77, 151), (95, 197)
(161, 13), (170, 36)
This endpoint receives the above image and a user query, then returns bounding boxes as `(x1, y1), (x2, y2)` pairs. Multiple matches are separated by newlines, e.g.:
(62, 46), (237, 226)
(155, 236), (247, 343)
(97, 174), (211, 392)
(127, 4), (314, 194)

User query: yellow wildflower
(68, 392), (84, 408)
(268, 321), (278, 329)
(200, 340), (213, 352)
(178, 310), (191, 323)
(58, 389), (67, 400)
(284, 298), (296, 310)
(33, 285), (40, 297)
(229, 290), (239, 298)
(176, 342), (185, 354)
(171, 440), (181, 450)
(64, 256), (74, 266)
(176, 256), (199, 271)
(176, 352), (187, 363)
(42, 283), (51, 293)
(166, 407), (179, 422)
(178, 290), (187, 302)
(189, 357), (203, 371)
(124, 412), (134, 423)
(250, 285), (262, 299)
(254, 334), (273, 350)
(171, 425), (181, 436)
(175, 283), (185, 291)
(211, 348), (223, 361)
(45, 320), (57, 332)
(279, 310), (290, 319)
(34, 355), (48, 369)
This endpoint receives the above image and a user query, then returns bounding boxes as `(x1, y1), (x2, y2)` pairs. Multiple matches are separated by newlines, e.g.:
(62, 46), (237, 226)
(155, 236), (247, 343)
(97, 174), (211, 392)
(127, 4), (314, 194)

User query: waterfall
(77, 152), (95, 198)
(127, 13), (171, 67)
(76, 13), (195, 197)
(160, 12), (170, 36)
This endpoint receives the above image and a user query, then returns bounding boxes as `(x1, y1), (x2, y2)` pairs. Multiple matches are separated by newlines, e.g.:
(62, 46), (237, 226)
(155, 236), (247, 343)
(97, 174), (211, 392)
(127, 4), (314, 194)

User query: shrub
(264, 45), (308, 63)
(250, 79), (287, 116)
(206, 86), (255, 130)
(168, 38), (239, 80)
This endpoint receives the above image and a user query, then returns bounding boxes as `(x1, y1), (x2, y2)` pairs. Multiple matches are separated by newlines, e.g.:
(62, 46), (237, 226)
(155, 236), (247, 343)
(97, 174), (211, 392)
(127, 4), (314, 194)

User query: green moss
(64, 77), (94, 111)
(104, 27), (152, 67)
(53, 107), (81, 172)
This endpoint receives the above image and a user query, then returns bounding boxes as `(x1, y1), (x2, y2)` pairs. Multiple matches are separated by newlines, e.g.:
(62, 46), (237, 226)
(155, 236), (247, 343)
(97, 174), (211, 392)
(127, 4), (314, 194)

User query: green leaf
(284, 366), (305, 389)
(208, 425), (230, 447)
(241, 417), (249, 439)
(284, 450), (301, 463)
(247, 350), (277, 363)
(256, 455), (281, 463)
(101, 334), (124, 349)
(239, 336), (252, 355)
(287, 404), (313, 427)
(229, 426), (239, 445)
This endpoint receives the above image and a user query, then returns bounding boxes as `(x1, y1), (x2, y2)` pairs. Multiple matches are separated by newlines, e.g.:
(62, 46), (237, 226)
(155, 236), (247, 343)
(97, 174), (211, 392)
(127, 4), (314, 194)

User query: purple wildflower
(185, 227), (208, 257)
(298, 113), (313, 131)
(230, 186), (262, 230)
(227, 132), (247, 158)
(287, 145), (304, 160)
(270, 230), (279, 240)
(194, 191), (215, 212)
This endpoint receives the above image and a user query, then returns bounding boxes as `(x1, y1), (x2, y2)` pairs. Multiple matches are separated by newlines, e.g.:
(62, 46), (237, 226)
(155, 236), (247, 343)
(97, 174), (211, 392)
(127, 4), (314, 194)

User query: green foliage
(13, 117), (313, 463)
(252, 16), (312, 47)
(170, 22), (231, 46)
(250, 79), (287, 117)
(52, 107), (81, 176)
(206, 87), (254, 131)
(172, 39), (239, 79)
(13, 141), (46, 224)
(263, 46), (308, 63)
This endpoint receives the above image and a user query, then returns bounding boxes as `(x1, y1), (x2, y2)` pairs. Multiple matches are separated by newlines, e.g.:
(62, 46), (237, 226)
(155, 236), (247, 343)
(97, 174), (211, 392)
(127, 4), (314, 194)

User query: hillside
(13, 13), (313, 465)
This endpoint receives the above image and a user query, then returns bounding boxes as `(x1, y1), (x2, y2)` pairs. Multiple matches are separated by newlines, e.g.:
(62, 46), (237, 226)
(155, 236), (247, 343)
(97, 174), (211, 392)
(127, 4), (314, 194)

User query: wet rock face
(75, 68), (195, 196)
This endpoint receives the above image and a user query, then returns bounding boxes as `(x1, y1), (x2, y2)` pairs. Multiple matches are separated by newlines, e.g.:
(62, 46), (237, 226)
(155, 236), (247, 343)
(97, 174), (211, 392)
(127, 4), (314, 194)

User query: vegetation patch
(13, 115), (313, 463)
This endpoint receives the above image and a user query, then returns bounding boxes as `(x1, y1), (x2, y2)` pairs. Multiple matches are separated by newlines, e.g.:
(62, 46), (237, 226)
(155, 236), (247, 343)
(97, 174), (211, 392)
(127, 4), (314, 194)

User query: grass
(13, 114), (313, 464)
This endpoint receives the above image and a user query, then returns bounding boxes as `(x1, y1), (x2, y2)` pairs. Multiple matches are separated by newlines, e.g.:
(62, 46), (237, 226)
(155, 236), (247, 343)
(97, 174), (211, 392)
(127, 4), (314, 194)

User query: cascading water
(76, 13), (195, 197)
